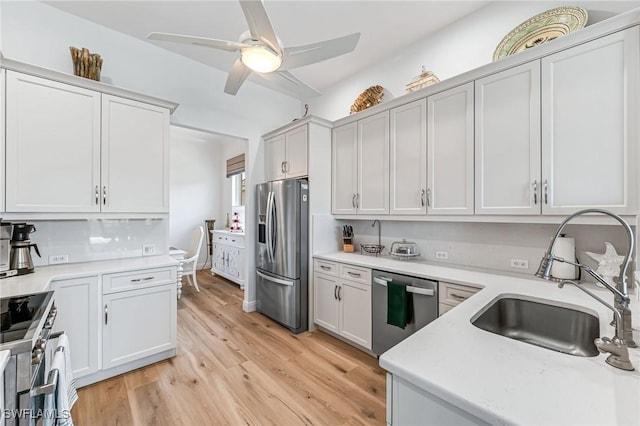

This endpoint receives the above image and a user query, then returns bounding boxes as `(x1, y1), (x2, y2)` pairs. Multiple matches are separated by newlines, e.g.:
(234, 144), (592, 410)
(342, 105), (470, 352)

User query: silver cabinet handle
(533, 180), (538, 205)
(337, 286), (342, 301)
(320, 265), (331, 271)
(104, 304), (108, 325)
(450, 293), (467, 300)
(281, 162), (286, 173)
(284, 161), (289, 173)
(352, 194), (356, 208)
(334, 285), (338, 300)
(426, 188), (431, 207)
(95, 186), (99, 205)
(347, 271), (361, 277)
(130, 276), (154, 282)
(544, 179), (549, 205)
(356, 193), (360, 208)
(103, 186), (107, 205)
(420, 189), (425, 207)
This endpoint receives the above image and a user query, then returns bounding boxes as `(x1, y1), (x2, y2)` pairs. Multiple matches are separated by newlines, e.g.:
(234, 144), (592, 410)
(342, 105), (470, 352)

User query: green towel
(387, 281), (409, 329)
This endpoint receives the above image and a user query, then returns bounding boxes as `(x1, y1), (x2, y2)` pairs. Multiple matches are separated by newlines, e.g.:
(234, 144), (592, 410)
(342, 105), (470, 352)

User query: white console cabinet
(211, 231), (245, 288)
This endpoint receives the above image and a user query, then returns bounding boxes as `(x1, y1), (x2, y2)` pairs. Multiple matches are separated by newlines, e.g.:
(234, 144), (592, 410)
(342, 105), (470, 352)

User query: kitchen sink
(471, 295), (600, 357)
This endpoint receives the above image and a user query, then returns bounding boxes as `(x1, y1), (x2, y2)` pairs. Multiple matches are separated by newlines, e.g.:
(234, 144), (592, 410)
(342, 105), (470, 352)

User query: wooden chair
(182, 226), (204, 292)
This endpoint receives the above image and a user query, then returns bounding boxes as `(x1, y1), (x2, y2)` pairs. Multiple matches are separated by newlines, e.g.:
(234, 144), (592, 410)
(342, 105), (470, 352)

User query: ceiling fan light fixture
(240, 45), (282, 73)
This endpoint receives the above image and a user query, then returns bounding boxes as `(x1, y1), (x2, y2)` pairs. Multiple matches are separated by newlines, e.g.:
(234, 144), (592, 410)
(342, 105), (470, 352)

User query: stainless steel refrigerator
(256, 179), (308, 333)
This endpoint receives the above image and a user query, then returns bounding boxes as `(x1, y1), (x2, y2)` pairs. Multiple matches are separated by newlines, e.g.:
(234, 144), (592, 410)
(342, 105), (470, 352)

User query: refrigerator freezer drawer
(256, 270), (307, 334)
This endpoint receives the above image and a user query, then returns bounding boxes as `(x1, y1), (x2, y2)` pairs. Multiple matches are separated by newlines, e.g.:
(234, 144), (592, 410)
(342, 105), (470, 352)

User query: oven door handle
(373, 277), (435, 296)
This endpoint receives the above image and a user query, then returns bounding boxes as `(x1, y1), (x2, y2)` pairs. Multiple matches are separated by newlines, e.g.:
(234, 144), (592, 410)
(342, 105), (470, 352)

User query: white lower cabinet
(102, 284), (176, 369)
(50, 276), (101, 379)
(211, 231), (245, 288)
(313, 260), (371, 350)
(50, 264), (176, 387)
(438, 281), (481, 316)
(388, 374), (488, 425)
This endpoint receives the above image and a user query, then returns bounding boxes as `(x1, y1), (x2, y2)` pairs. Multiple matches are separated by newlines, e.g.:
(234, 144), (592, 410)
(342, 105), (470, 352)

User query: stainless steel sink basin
(471, 295), (600, 357)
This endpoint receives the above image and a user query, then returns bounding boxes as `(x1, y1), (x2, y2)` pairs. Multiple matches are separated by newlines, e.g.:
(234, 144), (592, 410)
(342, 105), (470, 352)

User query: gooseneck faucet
(372, 220), (381, 247)
(535, 209), (636, 370)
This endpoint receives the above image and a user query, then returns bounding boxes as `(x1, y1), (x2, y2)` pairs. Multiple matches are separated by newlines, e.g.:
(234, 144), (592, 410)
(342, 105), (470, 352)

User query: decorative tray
(493, 6), (588, 61)
(361, 244), (385, 256)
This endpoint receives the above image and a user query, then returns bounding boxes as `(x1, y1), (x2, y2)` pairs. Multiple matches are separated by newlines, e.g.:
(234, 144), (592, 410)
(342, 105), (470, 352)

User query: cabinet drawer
(339, 264), (371, 285)
(103, 267), (176, 294)
(438, 281), (480, 306)
(225, 234), (245, 248)
(314, 259), (338, 276)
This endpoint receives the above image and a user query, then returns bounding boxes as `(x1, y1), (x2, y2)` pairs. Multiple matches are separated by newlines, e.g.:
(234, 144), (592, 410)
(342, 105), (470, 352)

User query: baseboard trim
(243, 300), (257, 312)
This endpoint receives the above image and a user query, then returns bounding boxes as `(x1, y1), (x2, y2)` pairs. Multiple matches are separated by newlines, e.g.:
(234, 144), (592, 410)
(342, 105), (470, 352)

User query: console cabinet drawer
(103, 267), (176, 294)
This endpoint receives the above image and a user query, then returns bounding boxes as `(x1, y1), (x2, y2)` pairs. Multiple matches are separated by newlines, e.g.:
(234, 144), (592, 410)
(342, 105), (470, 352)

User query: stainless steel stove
(1, 291), (56, 426)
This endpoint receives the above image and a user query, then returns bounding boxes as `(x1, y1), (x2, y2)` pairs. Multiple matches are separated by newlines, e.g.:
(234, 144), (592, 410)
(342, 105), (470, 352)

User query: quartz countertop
(315, 251), (640, 425)
(0, 255), (178, 298)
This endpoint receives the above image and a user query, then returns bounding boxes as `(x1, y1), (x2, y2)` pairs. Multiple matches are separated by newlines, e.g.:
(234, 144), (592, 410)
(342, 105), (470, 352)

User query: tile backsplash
(331, 219), (634, 280)
(23, 219), (168, 267)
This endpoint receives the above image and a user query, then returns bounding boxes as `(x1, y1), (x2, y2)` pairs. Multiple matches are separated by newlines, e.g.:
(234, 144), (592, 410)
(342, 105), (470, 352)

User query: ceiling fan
(147, 0), (360, 98)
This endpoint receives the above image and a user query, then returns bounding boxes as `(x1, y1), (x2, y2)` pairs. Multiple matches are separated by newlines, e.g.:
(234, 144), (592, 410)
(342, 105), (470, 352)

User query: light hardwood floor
(72, 271), (386, 425)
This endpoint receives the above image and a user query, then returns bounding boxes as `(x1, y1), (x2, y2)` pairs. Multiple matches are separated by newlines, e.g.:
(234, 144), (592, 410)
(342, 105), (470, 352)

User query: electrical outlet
(510, 258), (529, 269)
(142, 244), (156, 256)
(49, 254), (69, 265)
(435, 251), (449, 260)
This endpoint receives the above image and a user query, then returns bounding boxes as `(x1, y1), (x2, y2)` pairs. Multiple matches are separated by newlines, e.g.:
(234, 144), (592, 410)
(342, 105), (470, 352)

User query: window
(232, 172), (246, 206)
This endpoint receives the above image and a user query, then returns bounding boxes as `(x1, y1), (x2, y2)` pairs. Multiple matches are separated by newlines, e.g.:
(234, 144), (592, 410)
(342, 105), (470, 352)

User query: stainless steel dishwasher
(372, 270), (438, 355)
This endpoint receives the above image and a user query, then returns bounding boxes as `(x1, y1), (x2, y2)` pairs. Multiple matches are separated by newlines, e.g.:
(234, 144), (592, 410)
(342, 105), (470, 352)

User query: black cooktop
(0, 292), (52, 344)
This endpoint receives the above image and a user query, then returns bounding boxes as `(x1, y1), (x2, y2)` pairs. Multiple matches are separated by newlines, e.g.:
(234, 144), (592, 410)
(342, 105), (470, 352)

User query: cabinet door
(390, 99), (427, 215)
(331, 123), (358, 214)
(265, 133), (286, 181)
(285, 125), (308, 178)
(475, 61), (541, 215)
(227, 247), (240, 278)
(5, 71), (101, 212)
(0, 69), (5, 214)
(358, 111), (390, 214)
(428, 83), (474, 215)
(101, 95), (170, 213)
(103, 285), (176, 369)
(542, 27), (639, 215)
(339, 280), (371, 349)
(212, 243), (226, 273)
(50, 276), (100, 379)
(313, 272), (340, 333)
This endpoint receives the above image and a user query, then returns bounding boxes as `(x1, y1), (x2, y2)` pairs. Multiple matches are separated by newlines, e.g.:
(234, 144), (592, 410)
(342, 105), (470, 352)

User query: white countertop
(315, 252), (640, 426)
(211, 229), (245, 236)
(0, 255), (178, 298)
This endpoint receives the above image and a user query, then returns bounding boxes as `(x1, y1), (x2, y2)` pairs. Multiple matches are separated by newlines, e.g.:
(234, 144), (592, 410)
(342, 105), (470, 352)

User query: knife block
(343, 243), (354, 253)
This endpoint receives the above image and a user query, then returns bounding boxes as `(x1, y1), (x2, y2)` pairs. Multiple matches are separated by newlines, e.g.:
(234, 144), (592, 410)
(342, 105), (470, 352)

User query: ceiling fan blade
(281, 33), (361, 70)
(148, 32), (249, 52)
(256, 70), (321, 99)
(225, 58), (253, 95)
(239, 0), (282, 55)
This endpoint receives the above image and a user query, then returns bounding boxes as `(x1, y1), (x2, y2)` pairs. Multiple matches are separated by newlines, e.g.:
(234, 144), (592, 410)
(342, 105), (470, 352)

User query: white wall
(307, 1), (637, 120)
(1, 1), (302, 309)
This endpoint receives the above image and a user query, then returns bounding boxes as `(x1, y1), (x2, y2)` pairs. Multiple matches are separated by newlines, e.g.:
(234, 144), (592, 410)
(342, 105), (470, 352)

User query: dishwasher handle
(373, 276), (435, 297)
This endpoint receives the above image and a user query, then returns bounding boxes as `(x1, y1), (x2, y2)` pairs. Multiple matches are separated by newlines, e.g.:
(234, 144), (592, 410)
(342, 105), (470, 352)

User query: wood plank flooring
(72, 271), (386, 425)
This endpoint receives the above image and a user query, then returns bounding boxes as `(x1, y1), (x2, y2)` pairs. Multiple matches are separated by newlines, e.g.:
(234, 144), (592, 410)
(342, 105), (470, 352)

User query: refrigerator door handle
(266, 191), (274, 263)
(270, 191), (277, 260)
(257, 270), (294, 286)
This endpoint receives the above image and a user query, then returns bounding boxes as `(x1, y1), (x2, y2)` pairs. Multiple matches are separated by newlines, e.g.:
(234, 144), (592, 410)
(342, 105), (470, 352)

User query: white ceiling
(45, 0), (491, 98)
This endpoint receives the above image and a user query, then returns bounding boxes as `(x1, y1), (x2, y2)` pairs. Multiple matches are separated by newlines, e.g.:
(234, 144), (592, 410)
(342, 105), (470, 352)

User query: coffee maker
(10, 223), (40, 275)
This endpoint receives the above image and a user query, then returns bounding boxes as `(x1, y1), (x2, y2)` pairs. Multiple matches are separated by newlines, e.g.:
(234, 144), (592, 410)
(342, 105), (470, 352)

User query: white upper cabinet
(5, 71), (101, 212)
(428, 83), (474, 215)
(541, 27), (639, 215)
(332, 122), (358, 214)
(358, 111), (390, 214)
(101, 95), (170, 213)
(390, 99), (427, 215)
(475, 61), (541, 215)
(4, 71), (171, 214)
(264, 124), (308, 181)
(265, 133), (286, 181)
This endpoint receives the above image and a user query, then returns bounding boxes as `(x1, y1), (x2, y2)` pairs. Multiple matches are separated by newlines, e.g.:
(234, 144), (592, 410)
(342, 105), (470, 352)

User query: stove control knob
(31, 349), (43, 365)
(36, 339), (47, 351)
